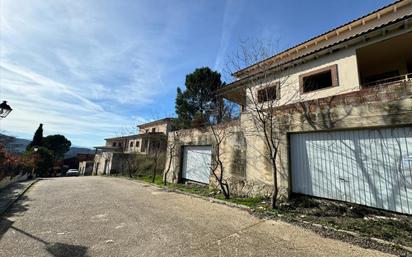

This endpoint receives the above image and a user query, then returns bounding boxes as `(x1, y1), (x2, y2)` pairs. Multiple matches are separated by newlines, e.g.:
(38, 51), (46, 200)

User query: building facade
(165, 1), (412, 214)
(93, 118), (175, 175)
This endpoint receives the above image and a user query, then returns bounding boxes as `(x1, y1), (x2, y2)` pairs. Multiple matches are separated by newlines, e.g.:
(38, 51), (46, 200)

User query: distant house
(78, 161), (93, 175)
(58, 153), (95, 175)
(93, 118), (175, 175)
(165, 1), (412, 215)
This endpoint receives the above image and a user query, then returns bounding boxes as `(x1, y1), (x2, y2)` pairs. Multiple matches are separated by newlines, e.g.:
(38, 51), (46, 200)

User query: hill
(0, 133), (93, 157)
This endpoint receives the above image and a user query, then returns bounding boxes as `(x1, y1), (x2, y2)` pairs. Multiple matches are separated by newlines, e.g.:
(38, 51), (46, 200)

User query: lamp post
(30, 146), (39, 179)
(0, 101), (12, 118)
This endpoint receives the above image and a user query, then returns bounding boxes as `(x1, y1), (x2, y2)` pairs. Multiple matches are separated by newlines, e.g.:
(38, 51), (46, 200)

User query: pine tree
(26, 123), (43, 150)
(175, 67), (224, 128)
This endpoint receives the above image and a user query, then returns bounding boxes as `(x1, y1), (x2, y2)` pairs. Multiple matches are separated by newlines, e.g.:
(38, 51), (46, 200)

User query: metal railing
(361, 72), (412, 88)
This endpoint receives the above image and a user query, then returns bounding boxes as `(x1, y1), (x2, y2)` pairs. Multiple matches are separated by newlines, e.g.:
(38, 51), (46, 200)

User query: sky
(0, 0), (394, 147)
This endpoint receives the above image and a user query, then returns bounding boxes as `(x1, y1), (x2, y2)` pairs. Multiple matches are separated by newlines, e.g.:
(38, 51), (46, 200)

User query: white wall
(0, 173), (29, 190)
(247, 47), (360, 109)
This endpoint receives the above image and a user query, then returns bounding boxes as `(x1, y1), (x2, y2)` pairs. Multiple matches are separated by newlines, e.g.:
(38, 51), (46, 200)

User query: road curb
(0, 179), (39, 216)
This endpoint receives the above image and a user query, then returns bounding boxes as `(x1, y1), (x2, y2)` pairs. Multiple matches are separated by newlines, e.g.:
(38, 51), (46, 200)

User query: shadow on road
(0, 194), (30, 240)
(1, 183), (88, 257)
(7, 225), (89, 257)
(46, 242), (89, 257)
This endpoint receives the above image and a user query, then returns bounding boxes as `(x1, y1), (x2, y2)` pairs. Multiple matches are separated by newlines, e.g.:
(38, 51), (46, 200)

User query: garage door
(182, 146), (212, 184)
(291, 127), (412, 214)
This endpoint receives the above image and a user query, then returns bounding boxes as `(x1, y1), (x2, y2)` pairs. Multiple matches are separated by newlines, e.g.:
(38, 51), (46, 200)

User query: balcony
(357, 31), (412, 88)
(361, 72), (412, 88)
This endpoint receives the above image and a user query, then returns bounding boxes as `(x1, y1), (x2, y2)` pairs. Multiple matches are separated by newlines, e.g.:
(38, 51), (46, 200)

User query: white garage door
(182, 146), (212, 184)
(291, 127), (412, 215)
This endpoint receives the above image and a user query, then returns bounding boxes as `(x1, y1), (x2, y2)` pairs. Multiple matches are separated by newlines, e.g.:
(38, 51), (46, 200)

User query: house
(93, 118), (175, 175)
(57, 153), (95, 176)
(79, 160), (94, 175)
(165, 0), (412, 215)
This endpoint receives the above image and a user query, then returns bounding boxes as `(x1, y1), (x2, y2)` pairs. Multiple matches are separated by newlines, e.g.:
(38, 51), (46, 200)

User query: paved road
(0, 177), (393, 257)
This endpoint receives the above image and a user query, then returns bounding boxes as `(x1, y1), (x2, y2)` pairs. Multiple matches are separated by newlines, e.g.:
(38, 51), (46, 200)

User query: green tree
(43, 135), (72, 160)
(26, 123), (44, 150)
(175, 67), (224, 128)
(25, 147), (53, 177)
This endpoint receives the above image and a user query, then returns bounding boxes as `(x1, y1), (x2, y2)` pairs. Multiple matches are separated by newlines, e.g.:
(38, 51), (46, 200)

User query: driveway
(0, 176), (393, 257)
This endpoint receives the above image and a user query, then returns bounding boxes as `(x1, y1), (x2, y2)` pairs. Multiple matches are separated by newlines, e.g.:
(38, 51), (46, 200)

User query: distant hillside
(64, 147), (94, 158)
(0, 133), (93, 158)
(0, 134), (30, 154)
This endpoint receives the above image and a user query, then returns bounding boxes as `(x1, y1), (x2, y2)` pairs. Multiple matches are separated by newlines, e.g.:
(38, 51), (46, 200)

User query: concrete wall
(0, 173), (29, 190)
(79, 161), (94, 176)
(164, 121), (273, 197)
(247, 30), (412, 111)
(93, 152), (114, 175)
(139, 123), (170, 134)
(124, 138), (143, 153)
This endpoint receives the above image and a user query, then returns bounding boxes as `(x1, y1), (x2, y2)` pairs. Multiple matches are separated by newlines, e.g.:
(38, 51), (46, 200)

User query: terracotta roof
(233, 0), (412, 78)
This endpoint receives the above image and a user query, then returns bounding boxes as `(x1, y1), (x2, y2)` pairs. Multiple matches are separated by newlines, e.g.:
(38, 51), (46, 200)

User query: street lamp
(30, 146), (39, 179)
(0, 101), (12, 118)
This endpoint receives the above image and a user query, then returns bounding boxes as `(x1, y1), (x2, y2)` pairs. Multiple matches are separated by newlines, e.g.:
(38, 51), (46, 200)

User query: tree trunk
(221, 183), (230, 199)
(271, 157), (278, 209)
(152, 155), (158, 183)
(164, 149), (173, 185)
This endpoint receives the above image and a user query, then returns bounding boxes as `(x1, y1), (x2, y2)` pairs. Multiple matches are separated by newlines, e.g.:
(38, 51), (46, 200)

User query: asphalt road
(0, 176), (393, 257)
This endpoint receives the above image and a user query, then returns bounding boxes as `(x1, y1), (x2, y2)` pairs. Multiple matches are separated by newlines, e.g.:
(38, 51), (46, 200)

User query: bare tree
(150, 140), (165, 183)
(163, 131), (181, 185)
(224, 38), (299, 208)
(205, 97), (241, 199)
(118, 153), (139, 178)
(208, 121), (231, 199)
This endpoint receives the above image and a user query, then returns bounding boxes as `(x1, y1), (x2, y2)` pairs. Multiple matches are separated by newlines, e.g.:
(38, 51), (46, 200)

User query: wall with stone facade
(241, 81), (412, 200)
(164, 120), (273, 197)
(165, 81), (412, 199)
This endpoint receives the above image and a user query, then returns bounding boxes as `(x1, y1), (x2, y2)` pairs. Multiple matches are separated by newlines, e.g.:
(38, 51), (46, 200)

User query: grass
(114, 174), (412, 248)
(137, 174), (164, 186)
(215, 195), (268, 208)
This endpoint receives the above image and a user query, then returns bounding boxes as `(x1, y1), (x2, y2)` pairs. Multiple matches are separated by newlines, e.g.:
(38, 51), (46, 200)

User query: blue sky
(0, 0), (393, 147)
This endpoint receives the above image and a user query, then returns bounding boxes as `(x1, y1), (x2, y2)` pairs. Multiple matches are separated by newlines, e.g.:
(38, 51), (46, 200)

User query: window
(152, 128), (156, 133)
(136, 141), (140, 148)
(112, 142), (117, 147)
(145, 129), (149, 133)
(300, 65), (338, 93)
(130, 141), (134, 148)
(118, 142), (122, 147)
(257, 84), (279, 103)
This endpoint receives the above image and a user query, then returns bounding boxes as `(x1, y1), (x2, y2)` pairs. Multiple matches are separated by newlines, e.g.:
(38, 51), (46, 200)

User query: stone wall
(0, 173), (29, 190)
(93, 152), (124, 175)
(164, 120), (273, 197)
(165, 81), (412, 199)
(241, 81), (412, 200)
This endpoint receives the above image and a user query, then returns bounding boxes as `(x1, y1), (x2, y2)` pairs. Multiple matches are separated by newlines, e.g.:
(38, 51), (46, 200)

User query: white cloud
(0, 62), (145, 147)
(213, 0), (245, 73)
(0, 0), (198, 146)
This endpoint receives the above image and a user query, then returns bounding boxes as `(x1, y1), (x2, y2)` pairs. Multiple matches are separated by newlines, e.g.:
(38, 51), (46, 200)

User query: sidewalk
(0, 179), (38, 215)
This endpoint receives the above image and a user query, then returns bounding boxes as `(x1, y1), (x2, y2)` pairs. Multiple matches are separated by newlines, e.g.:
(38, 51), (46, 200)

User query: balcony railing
(362, 72), (412, 88)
